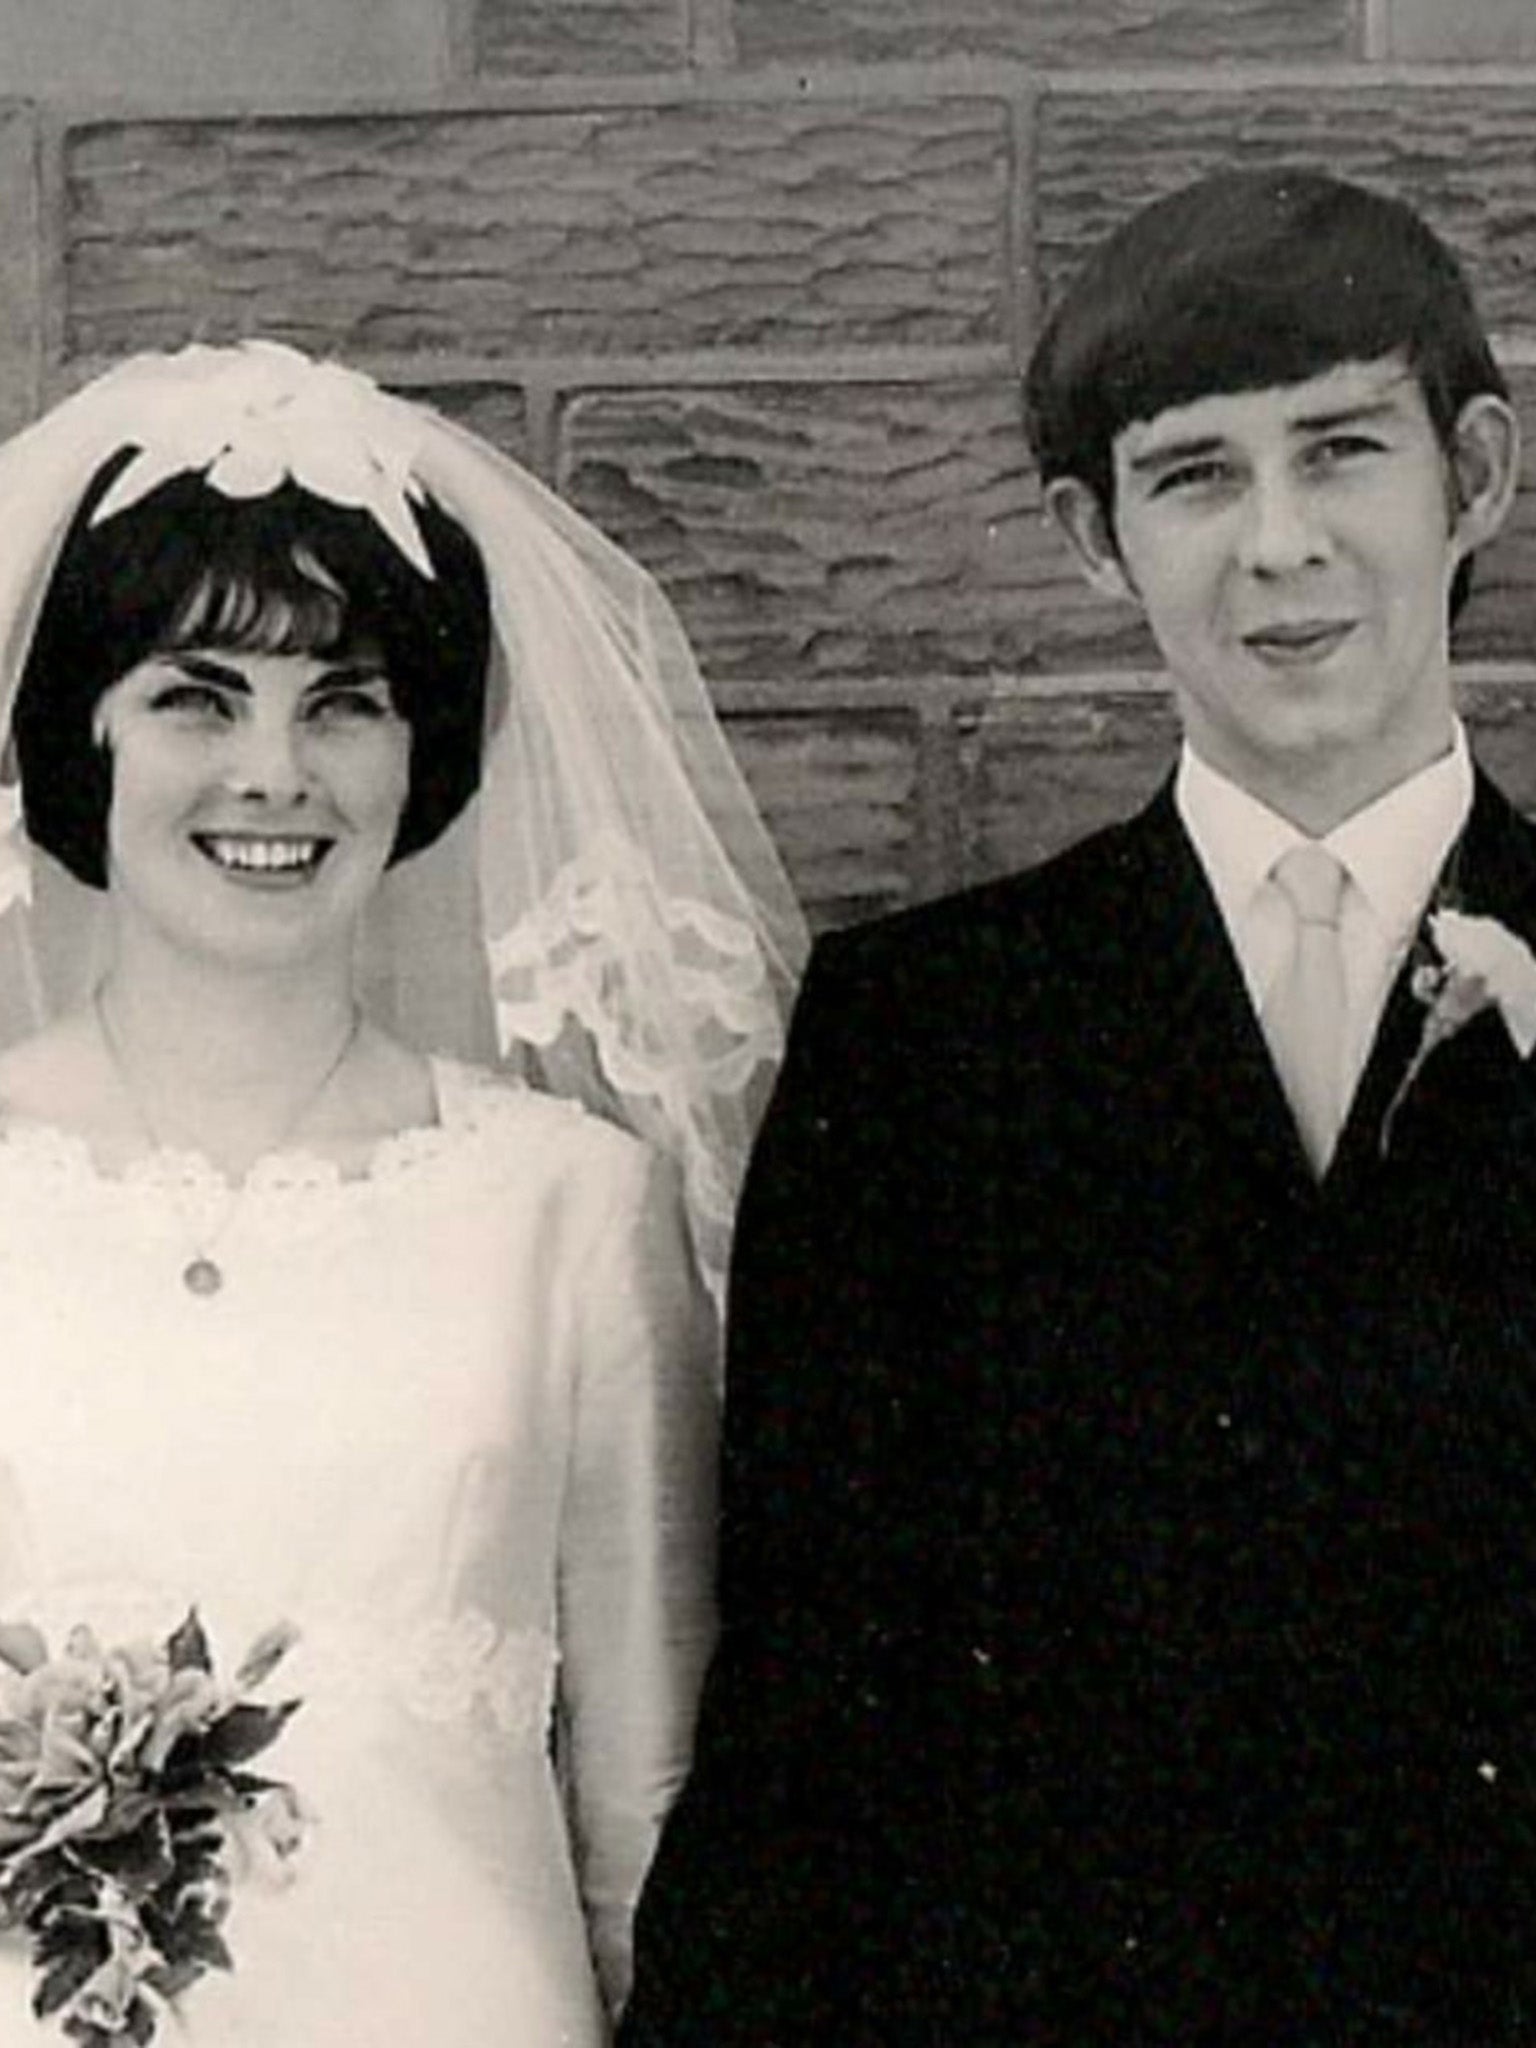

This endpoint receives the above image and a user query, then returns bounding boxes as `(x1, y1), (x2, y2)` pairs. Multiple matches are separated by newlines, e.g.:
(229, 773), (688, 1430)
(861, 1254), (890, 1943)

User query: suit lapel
(1102, 772), (1536, 1194)
(1099, 785), (1318, 1190)
(1330, 769), (1536, 1182)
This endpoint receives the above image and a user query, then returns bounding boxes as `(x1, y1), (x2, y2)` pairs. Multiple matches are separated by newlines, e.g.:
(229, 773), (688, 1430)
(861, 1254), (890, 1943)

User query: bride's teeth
(205, 837), (319, 872)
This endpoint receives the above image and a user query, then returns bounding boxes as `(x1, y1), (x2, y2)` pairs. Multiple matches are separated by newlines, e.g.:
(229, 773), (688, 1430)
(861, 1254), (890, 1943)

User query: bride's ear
(1044, 477), (1137, 603)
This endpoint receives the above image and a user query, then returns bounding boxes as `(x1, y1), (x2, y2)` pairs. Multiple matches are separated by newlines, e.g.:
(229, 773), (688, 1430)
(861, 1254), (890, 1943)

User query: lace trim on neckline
(0, 1058), (574, 1199)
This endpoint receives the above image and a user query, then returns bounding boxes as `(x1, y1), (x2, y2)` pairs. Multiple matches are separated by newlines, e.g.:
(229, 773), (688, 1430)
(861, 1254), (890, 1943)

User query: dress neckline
(0, 1053), (516, 1196)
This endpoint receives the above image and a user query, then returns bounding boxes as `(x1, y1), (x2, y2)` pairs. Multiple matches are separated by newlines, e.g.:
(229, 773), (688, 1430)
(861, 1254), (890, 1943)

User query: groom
(621, 168), (1536, 2041)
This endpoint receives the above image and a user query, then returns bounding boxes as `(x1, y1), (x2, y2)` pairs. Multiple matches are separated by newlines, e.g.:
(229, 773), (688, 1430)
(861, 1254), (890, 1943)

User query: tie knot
(1272, 843), (1347, 930)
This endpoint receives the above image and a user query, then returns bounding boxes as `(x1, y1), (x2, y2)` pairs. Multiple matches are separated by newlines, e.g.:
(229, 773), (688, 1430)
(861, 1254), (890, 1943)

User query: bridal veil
(0, 341), (809, 1314)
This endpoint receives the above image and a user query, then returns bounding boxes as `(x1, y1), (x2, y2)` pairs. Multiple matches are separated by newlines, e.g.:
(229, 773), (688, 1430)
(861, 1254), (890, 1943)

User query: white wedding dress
(0, 1058), (718, 2047)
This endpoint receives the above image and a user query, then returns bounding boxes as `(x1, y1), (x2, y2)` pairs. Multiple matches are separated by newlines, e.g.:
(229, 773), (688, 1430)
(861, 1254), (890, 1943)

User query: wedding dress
(0, 1058), (717, 2047)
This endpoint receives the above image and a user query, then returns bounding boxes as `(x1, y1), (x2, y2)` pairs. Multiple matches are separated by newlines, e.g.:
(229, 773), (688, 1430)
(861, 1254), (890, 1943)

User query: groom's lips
(1242, 619), (1357, 666)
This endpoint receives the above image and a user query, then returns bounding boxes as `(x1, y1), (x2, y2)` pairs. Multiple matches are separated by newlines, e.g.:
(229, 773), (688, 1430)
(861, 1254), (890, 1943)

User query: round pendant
(183, 1256), (224, 1298)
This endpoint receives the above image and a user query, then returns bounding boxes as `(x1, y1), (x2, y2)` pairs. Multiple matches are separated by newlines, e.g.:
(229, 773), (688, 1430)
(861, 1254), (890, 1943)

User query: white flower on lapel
(1426, 909), (1536, 1057)
(1380, 907), (1536, 1154)
(88, 341), (436, 577)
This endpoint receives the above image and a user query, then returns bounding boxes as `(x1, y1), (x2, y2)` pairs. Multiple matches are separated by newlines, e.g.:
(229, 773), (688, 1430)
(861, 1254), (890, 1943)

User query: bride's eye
(147, 680), (235, 722)
(304, 682), (395, 727)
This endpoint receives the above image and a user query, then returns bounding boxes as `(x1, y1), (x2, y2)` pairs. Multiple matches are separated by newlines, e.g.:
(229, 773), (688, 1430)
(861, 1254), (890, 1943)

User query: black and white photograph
(0, 2), (1533, 2043)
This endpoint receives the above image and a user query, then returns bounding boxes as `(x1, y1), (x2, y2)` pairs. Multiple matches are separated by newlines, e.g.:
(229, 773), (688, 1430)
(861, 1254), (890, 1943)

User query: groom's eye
(1304, 432), (1385, 471)
(1149, 457), (1233, 498)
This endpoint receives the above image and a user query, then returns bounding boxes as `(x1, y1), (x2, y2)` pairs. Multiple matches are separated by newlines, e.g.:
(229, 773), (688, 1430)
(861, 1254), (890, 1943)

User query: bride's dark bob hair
(12, 452), (494, 890)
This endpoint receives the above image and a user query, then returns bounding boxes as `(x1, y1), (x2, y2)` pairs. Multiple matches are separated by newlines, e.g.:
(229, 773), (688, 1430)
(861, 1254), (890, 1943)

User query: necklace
(93, 986), (364, 1298)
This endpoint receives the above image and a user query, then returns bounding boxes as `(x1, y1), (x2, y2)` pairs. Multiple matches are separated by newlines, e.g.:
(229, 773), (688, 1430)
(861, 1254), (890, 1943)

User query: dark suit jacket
(622, 773), (1536, 2046)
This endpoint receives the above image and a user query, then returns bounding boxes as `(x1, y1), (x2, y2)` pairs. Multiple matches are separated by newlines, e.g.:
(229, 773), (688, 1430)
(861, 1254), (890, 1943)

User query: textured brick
(477, 0), (683, 76)
(63, 100), (1008, 360)
(959, 685), (1178, 882)
(724, 708), (923, 924)
(1036, 88), (1536, 336)
(557, 379), (1157, 683)
(1457, 363), (1536, 666)
(410, 383), (533, 469)
(738, 0), (1349, 66)
(1462, 677), (1536, 815)
(0, 0), (442, 97)
(0, 104), (40, 438)
(945, 671), (1536, 898)
(1388, 0), (1536, 60)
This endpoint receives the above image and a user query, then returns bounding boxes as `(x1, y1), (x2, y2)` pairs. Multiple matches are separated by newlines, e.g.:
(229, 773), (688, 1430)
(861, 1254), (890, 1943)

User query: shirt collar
(1176, 724), (1473, 941)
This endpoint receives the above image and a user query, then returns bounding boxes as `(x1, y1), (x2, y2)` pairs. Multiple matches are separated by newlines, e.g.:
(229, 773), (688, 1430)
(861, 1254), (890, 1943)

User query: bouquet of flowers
(0, 1608), (306, 2044)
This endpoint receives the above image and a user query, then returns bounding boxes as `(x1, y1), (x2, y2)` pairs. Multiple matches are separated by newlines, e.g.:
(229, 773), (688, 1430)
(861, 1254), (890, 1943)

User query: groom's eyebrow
(1125, 433), (1225, 474)
(1289, 398), (1402, 435)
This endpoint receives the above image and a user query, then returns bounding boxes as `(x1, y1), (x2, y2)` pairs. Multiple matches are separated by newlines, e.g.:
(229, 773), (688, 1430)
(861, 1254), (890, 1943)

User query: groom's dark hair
(1023, 165), (1507, 619)
(14, 454), (493, 890)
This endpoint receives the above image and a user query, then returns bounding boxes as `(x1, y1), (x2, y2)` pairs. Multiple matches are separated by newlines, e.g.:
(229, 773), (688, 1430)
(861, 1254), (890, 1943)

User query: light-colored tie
(1265, 843), (1349, 1175)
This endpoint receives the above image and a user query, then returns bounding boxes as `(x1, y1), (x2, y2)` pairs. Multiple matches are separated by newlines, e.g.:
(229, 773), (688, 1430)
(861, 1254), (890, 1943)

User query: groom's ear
(1449, 391), (1520, 555)
(1044, 476), (1138, 604)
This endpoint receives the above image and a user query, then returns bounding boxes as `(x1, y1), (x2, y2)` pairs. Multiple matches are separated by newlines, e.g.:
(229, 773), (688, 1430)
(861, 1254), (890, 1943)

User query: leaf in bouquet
(169, 1837), (223, 1887)
(61, 2000), (155, 2048)
(161, 1845), (228, 1925)
(61, 2020), (121, 2048)
(165, 1806), (222, 1847)
(27, 1861), (96, 1918)
(219, 1768), (287, 1802)
(140, 1670), (223, 1776)
(34, 1926), (108, 2019)
(33, 1901), (117, 2021)
(93, 1787), (163, 1840)
(0, 1622), (47, 1675)
(143, 1957), (208, 2020)
(234, 1620), (300, 1692)
(62, 2024), (119, 2048)
(3, 1848), (88, 1924)
(146, 1898), (233, 1975)
(164, 1610), (212, 1676)
(16, 1781), (111, 1861)
(175, 1852), (226, 1910)
(143, 1952), (200, 2002)
(73, 1807), (174, 1897)
(200, 1698), (300, 1768)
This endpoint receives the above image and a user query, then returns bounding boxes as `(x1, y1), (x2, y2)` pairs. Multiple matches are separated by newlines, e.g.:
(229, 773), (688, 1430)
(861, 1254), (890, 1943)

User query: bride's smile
(194, 830), (333, 879)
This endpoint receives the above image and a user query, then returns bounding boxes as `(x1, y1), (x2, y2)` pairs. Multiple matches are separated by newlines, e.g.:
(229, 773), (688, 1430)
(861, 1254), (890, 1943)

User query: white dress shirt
(1175, 728), (1473, 1123)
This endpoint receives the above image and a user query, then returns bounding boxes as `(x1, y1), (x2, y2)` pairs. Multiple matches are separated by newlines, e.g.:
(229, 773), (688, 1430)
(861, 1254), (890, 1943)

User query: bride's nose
(222, 708), (311, 804)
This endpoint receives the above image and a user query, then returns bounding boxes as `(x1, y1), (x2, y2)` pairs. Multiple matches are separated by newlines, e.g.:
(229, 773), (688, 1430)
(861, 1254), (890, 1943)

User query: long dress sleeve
(556, 1140), (720, 2022)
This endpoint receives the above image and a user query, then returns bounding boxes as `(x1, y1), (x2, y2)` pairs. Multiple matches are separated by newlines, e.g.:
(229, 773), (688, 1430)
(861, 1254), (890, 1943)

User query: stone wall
(1, 0), (1534, 925)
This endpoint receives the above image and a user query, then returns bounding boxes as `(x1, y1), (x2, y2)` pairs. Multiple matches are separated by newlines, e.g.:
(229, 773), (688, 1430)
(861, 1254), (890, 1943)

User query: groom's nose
(1235, 466), (1331, 579)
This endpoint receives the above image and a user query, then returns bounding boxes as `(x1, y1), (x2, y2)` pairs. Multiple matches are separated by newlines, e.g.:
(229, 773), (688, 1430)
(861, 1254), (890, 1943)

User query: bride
(0, 343), (806, 2045)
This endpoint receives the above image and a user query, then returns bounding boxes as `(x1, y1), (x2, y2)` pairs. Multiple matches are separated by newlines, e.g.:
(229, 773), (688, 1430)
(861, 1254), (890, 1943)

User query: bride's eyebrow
(156, 654), (391, 695)
(163, 652), (251, 692)
(301, 662), (392, 697)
